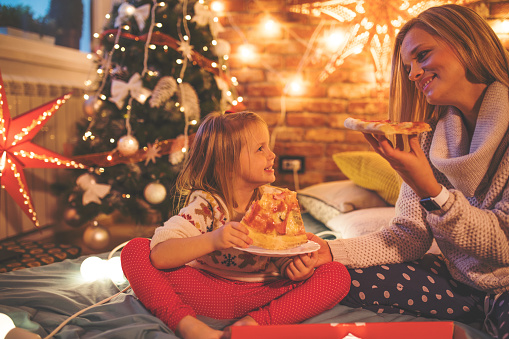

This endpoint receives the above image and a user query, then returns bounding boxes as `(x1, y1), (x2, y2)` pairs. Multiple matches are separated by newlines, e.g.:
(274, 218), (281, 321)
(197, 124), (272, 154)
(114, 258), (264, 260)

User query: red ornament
(0, 71), (86, 227)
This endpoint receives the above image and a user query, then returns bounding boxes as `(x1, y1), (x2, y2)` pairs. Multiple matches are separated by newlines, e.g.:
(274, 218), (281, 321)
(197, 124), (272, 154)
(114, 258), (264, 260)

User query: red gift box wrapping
(231, 321), (469, 339)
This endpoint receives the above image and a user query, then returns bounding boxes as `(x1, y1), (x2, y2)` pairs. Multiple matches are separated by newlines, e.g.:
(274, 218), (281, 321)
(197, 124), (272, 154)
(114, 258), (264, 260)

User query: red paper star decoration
(0, 71), (86, 227)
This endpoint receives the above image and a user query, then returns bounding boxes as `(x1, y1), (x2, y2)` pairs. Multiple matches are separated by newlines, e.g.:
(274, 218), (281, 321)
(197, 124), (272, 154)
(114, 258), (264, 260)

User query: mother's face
(400, 26), (470, 108)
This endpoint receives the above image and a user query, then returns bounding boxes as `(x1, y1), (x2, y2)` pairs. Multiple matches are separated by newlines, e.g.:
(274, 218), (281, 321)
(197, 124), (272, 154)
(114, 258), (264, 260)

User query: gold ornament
(83, 95), (103, 117)
(82, 220), (111, 251)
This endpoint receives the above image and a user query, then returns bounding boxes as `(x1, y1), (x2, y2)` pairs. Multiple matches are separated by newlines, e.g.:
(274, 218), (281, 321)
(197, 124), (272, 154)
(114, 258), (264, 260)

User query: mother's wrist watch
(419, 185), (449, 211)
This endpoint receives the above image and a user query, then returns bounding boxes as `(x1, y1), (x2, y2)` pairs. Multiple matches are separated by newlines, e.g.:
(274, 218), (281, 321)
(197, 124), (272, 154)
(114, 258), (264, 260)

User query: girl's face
(237, 123), (276, 190)
(400, 27), (469, 109)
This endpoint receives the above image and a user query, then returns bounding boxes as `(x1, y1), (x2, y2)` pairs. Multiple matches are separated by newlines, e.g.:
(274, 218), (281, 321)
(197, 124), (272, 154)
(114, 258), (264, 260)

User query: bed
(0, 211), (491, 339)
(0, 152), (494, 338)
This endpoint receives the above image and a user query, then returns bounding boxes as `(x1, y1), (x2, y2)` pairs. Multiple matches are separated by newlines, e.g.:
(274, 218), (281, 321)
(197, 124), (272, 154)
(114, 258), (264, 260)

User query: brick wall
(218, 0), (509, 190)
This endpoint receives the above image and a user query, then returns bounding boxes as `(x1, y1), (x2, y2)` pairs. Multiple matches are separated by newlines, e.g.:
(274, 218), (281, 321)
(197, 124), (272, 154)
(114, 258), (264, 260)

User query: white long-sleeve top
(150, 187), (292, 282)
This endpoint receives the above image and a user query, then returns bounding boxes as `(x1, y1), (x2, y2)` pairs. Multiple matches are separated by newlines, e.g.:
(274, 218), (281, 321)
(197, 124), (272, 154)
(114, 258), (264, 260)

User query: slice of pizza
(344, 117), (431, 135)
(240, 189), (308, 250)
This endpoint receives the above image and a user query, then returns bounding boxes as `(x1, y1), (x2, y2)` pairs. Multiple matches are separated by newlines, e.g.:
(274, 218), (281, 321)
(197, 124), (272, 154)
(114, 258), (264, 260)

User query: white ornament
(214, 39), (231, 57)
(118, 135), (139, 156)
(76, 173), (111, 205)
(169, 149), (185, 165)
(209, 18), (224, 38)
(178, 40), (194, 60)
(115, 3), (151, 31)
(144, 142), (161, 166)
(110, 73), (152, 109)
(179, 83), (200, 121)
(214, 76), (231, 108)
(149, 76), (178, 108)
(192, 2), (213, 26)
(144, 182), (167, 204)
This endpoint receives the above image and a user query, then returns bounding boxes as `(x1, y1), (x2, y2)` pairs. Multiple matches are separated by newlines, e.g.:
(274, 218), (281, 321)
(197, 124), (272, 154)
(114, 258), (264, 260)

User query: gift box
(231, 321), (469, 339)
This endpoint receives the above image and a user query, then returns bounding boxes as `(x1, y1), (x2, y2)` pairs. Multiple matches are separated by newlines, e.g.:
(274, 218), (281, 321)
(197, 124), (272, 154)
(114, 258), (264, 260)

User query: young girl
(121, 111), (350, 339)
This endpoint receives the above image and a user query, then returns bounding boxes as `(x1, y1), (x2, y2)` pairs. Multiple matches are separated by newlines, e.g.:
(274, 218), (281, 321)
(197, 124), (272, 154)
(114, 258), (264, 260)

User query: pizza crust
(344, 117), (431, 135)
(242, 223), (308, 250)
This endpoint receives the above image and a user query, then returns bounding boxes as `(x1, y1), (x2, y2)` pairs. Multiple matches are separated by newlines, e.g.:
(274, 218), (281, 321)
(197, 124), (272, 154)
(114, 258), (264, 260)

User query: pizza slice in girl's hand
(344, 117), (431, 135)
(240, 189), (308, 250)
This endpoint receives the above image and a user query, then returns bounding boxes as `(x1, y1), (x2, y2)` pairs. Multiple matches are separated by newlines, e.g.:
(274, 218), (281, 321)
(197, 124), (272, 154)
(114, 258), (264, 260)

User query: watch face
(419, 198), (441, 211)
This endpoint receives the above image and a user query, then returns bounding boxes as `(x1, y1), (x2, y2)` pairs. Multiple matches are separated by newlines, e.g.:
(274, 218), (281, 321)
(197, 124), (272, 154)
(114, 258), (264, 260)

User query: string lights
(289, 0), (478, 85)
(81, 0), (242, 166)
(0, 73), (85, 227)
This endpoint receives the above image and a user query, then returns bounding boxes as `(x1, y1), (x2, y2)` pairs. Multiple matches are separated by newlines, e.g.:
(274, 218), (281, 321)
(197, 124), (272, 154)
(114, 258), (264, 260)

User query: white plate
(234, 240), (320, 257)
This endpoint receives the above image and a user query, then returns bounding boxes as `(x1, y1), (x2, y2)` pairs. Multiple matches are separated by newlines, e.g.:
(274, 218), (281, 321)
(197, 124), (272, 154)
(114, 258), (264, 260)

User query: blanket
(0, 214), (491, 338)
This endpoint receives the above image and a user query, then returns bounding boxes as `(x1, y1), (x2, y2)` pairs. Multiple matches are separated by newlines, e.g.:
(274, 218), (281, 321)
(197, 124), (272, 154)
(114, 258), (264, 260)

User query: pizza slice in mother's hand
(344, 117), (432, 151)
(343, 117), (431, 135)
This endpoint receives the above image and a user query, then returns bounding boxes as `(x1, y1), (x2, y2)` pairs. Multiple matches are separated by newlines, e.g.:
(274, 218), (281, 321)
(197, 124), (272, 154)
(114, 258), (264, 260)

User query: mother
(310, 4), (509, 338)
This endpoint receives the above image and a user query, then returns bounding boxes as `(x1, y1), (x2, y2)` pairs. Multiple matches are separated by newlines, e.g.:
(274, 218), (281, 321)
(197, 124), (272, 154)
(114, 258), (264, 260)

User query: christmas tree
(58, 0), (240, 226)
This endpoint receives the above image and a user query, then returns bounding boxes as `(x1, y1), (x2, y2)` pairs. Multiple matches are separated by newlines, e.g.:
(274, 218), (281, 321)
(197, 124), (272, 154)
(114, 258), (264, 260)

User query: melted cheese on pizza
(241, 189), (307, 250)
(243, 190), (304, 236)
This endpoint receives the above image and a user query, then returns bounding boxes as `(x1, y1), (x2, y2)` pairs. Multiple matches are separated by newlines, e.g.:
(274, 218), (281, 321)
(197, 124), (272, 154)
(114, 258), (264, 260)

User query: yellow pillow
(332, 151), (402, 205)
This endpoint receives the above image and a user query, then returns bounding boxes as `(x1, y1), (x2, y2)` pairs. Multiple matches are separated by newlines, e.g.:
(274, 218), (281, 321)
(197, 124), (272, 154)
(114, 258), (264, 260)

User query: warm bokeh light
(322, 28), (347, 53)
(210, 1), (225, 13)
(261, 17), (281, 37)
(286, 77), (306, 96)
(492, 19), (509, 34)
(238, 44), (257, 63)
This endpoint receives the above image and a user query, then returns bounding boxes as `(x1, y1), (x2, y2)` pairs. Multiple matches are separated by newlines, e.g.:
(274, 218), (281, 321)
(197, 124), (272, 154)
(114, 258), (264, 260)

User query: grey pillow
(297, 180), (389, 224)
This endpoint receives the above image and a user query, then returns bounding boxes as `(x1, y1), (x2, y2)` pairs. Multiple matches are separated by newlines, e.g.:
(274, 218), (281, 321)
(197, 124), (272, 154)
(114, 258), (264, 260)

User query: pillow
(325, 207), (395, 239)
(332, 151), (402, 205)
(297, 180), (389, 224)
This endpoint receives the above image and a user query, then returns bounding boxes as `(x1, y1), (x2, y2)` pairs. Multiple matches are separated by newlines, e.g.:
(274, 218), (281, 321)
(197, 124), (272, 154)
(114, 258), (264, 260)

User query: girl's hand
(211, 222), (253, 250)
(286, 251), (318, 281)
(363, 133), (441, 198)
(306, 233), (332, 267)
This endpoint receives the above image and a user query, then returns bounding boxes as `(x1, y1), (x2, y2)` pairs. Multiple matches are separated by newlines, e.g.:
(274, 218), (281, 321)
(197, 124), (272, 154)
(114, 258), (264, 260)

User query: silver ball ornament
(63, 207), (85, 228)
(117, 135), (139, 156)
(83, 221), (111, 251)
(83, 95), (102, 116)
(144, 182), (167, 204)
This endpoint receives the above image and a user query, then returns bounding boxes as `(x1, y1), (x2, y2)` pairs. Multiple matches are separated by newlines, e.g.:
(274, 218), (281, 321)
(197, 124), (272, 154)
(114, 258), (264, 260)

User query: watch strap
(419, 185), (449, 211)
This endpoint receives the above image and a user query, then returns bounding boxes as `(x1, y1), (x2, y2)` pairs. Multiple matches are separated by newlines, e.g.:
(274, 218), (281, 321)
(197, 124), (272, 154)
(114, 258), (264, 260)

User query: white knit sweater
(329, 82), (509, 294)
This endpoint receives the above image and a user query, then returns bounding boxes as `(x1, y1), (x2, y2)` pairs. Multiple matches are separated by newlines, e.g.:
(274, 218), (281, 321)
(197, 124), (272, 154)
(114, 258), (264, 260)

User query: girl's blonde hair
(175, 111), (267, 216)
(389, 4), (509, 123)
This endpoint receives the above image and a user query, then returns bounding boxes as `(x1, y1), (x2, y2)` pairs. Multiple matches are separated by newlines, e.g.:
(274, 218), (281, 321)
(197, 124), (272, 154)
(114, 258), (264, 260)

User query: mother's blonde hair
(389, 4), (509, 123)
(175, 111), (267, 216)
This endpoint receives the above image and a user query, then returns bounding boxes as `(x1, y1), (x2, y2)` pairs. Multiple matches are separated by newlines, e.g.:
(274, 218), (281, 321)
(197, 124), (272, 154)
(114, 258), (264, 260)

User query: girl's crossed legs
(121, 238), (350, 332)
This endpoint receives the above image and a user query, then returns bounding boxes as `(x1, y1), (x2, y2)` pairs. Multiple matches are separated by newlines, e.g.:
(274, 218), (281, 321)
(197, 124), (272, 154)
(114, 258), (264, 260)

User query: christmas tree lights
(59, 0), (240, 226)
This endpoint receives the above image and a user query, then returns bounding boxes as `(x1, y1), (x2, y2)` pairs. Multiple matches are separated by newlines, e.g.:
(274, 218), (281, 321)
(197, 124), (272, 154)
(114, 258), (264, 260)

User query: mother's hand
(363, 133), (441, 198)
(306, 233), (332, 267)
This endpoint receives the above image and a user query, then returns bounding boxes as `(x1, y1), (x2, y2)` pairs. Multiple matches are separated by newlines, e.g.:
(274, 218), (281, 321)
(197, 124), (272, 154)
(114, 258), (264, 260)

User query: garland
(101, 29), (220, 76)
(73, 134), (195, 167)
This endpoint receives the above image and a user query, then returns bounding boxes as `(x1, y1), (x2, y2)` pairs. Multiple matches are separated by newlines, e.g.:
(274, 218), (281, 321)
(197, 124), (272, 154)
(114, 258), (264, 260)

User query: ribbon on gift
(76, 173), (112, 205)
(110, 73), (152, 109)
(115, 3), (151, 31)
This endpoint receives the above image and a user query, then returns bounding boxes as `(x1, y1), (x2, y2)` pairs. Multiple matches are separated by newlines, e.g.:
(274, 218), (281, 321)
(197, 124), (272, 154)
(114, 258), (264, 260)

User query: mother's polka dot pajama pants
(121, 238), (351, 332)
(340, 253), (509, 339)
